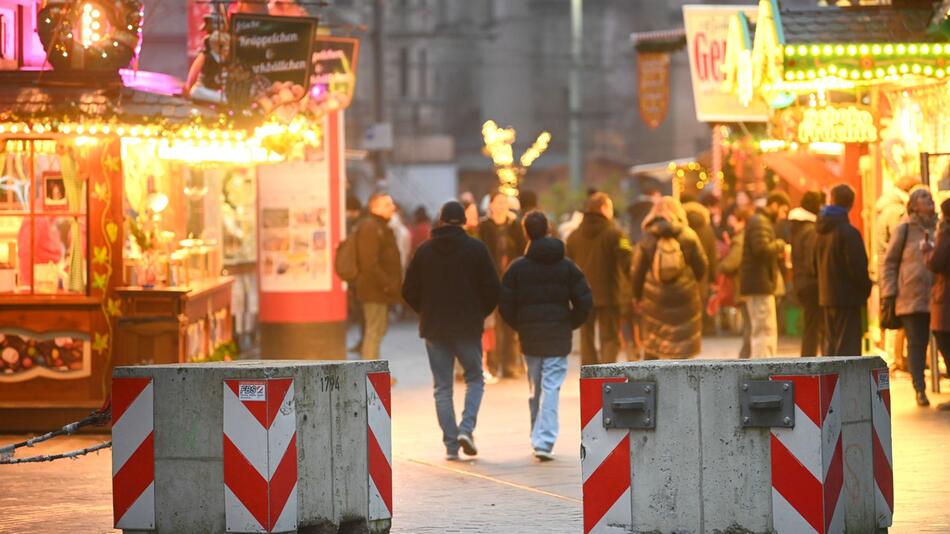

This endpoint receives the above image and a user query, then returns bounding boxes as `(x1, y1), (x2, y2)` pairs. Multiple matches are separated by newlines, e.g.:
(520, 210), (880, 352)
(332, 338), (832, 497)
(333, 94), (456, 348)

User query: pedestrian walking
(630, 196), (708, 359)
(355, 193), (403, 361)
(718, 208), (750, 358)
(740, 191), (790, 357)
(478, 192), (526, 379)
(566, 192), (633, 365)
(409, 206), (432, 258)
(923, 197), (950, 411)
(883, 187), (937, 406)
(402, 201), (502, 460)
(816, 184), (872, 357)
(876, 175), (920, 371)
(789, 191), (825, 356)
(682, 194), (719, 335)
(499, 211), (592, 460)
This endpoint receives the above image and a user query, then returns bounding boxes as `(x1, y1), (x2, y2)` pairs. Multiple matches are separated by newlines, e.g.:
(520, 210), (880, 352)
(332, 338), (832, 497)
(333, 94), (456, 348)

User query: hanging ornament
(37, 0), (144, 72)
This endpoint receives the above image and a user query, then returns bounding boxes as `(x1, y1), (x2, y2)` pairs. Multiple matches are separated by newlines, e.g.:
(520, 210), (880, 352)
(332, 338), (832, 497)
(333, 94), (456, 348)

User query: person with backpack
(882, 187), (937, 406)
(740, 191), (790, 358)
(566, 192), (633, 365)
(630, 196), (708, 359)
(499, 211), (592, 460)
(402, 201), (502, 460)
(344, 193), (402, 361)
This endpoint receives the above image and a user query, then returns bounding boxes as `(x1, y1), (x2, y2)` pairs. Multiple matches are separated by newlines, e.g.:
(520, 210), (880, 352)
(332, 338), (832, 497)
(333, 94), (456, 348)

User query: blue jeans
(425, 338), (485, 454)
(525, 355), (568, 452)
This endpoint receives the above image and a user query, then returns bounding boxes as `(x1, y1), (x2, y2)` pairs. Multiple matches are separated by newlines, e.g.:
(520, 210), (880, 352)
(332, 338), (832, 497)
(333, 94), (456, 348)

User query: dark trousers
(487, 310), (522, 378)
(580, 306), (620, 366)
(800, 291), (824, 357)
(901, 313), (931, 393)
(739, 300), (751, 359)
(822, 306), (863, 356)
(929, 331), (950, 384)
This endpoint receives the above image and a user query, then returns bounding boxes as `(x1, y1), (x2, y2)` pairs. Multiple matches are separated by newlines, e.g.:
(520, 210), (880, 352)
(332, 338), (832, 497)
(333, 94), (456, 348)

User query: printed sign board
(311, 36), (360, 107)
(231, 14), (317, 89)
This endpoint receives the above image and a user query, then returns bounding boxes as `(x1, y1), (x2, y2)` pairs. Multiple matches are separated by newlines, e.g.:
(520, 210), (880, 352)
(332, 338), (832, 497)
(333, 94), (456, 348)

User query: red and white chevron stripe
(580, 377), (631, 534)
(223, 378), (297, 533)
(870, 368), (893, 528)
(112, 377), (156, 530)
(366, 372), (392, 521)
(770, 373), (844, 534)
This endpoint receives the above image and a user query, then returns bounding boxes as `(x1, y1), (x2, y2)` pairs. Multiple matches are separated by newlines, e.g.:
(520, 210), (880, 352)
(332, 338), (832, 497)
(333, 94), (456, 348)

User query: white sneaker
(533, 449), (555, 462)
(483, 371), (499, 385)
(457, 433), (478, 456)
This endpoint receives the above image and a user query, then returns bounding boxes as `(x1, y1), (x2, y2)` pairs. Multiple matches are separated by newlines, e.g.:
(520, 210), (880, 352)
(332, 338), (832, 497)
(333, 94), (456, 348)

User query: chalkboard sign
(231, 14), (317, 89)
(310, 36), (360, 107)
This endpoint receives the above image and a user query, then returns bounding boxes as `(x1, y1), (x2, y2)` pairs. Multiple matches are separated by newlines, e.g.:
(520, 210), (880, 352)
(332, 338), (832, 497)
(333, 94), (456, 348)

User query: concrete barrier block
(113, 360), (389, 534)
(581, 356), (889, 534)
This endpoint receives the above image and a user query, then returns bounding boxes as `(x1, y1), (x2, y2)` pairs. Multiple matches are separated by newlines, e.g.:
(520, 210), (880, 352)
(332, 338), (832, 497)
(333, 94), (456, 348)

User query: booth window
(0, 139), (87, 295)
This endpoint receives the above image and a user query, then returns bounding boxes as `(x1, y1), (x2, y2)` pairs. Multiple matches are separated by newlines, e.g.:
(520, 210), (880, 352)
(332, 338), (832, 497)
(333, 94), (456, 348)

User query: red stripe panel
(880, 387), (891, 414)
(223, 435), (269, 531)
(819, 374), (839, 427)
(112, 432), (154, 525)
(773, 375), (820, 427)
(872, 430), (894, 511)
(823, 438), (844, 532)
(770, 433), (823, 533)
(226, 380), (269, 429)
(582, 434), (630, 533)
(368, 427), (393, 514)
(580, 377), (625, 429)
(112, 377), (151, 423)
(265, 378), (293, 429)
(368, 372), (392, 416)
(267, 433), (298, 531)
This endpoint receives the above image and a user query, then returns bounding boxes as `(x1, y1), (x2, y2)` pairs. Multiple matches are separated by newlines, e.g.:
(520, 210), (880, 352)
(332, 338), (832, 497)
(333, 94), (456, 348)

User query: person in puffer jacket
(630, 196), (708, 359)
(499, 211), (592, 461)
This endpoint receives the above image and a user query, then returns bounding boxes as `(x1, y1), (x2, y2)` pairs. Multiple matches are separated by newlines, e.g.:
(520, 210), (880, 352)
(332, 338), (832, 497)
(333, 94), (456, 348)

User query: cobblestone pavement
(0, 323), (948, 533)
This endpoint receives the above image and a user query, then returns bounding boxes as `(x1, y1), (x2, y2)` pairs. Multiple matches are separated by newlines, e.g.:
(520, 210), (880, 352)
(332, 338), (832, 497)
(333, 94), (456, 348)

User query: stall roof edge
(779, 5), (944, 45)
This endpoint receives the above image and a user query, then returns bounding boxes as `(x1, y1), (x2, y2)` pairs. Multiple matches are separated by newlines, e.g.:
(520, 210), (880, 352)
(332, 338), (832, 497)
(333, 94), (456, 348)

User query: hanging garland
(37, 0), (144, 72)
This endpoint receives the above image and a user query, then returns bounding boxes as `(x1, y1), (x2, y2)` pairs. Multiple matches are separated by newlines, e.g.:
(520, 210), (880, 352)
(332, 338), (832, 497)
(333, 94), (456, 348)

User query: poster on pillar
(637, 51), (670, 129)
(257, 161), (332, 293)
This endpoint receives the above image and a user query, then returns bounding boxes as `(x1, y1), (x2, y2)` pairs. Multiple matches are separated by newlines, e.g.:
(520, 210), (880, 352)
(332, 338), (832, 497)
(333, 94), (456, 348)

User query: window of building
(399, 47), (410, 97)
(418, 48), (428, 99)
(0, 139), (88, 295)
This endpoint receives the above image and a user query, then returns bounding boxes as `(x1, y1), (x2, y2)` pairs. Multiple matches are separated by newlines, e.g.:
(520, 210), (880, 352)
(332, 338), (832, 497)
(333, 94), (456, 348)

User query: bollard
(111, 360), (391, 534)
(579, 356), (891, 534)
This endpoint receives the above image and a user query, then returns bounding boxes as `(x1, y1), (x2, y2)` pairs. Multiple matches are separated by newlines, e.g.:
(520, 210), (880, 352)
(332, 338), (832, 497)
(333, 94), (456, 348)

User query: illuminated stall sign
(310, 36), (359, 109)
(683, 4), (767, 122)
(231, 14), (316, 89)
(774, 105), (878, 144)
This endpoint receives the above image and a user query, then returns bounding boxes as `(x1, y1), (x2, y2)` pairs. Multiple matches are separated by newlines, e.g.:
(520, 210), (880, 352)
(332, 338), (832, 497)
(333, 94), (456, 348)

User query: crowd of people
(341, 181), (950, 461)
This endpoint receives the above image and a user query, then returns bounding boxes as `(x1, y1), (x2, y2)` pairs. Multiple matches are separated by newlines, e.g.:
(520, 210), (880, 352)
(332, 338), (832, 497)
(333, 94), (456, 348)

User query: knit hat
(440, 201), (466, 225)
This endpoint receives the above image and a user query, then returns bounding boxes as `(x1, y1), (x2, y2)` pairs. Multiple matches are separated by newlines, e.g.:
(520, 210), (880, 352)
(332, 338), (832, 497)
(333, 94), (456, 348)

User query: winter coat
(740, 209), (785, 296)
(683, 201), (719, 284)
(477, 217), (526, 275)
(499, 237), (593, 356)
(815, 206), (872, 308)
(718, 230), (745, 301)
(565, 213), (633, 308)
(355, 214), (403, 304)
(875, 188), (909, 278)
(925, 220), (950, 331)
(630, 217), (708, 359)
(882, 216), (935, 316)
(789, 207), (819, 301)
(402, 225), (502, 341)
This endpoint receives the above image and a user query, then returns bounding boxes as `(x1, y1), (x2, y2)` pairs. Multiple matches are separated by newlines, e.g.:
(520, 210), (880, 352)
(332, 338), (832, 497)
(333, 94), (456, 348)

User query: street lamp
(481, 120), (551, 197)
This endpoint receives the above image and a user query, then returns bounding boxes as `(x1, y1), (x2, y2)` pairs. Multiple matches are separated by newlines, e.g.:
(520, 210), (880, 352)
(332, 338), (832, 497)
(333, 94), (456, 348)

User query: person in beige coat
(882, 187), (936, 406)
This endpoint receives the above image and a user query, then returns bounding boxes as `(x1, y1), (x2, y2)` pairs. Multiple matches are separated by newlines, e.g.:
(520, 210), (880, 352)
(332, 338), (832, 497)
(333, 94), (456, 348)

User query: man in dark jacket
(566, 192), (633, 365)
(355, 193), (403, 360)
(402, 201), (502, 460)
(499, 211), (592, 460)
(816, 184), (872, 356)
(789, 191), (825, 356)
(740, 191), (790, 357)
(478, 192), (526, 379)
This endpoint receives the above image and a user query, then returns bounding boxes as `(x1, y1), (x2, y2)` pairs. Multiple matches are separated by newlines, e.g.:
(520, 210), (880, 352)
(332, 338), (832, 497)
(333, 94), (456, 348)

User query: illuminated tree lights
(37, 0), (144, 71)
(481, 120), (551, 197)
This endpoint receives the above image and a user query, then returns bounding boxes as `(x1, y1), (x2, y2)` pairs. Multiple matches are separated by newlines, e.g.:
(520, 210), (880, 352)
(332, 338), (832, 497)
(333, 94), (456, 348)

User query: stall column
(258, 112), (347, 359)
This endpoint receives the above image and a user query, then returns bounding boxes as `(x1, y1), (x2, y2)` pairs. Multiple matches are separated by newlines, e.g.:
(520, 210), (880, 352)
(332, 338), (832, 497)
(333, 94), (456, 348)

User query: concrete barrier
(580, 356), (891, 534)
(111, 360), (392, 534)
